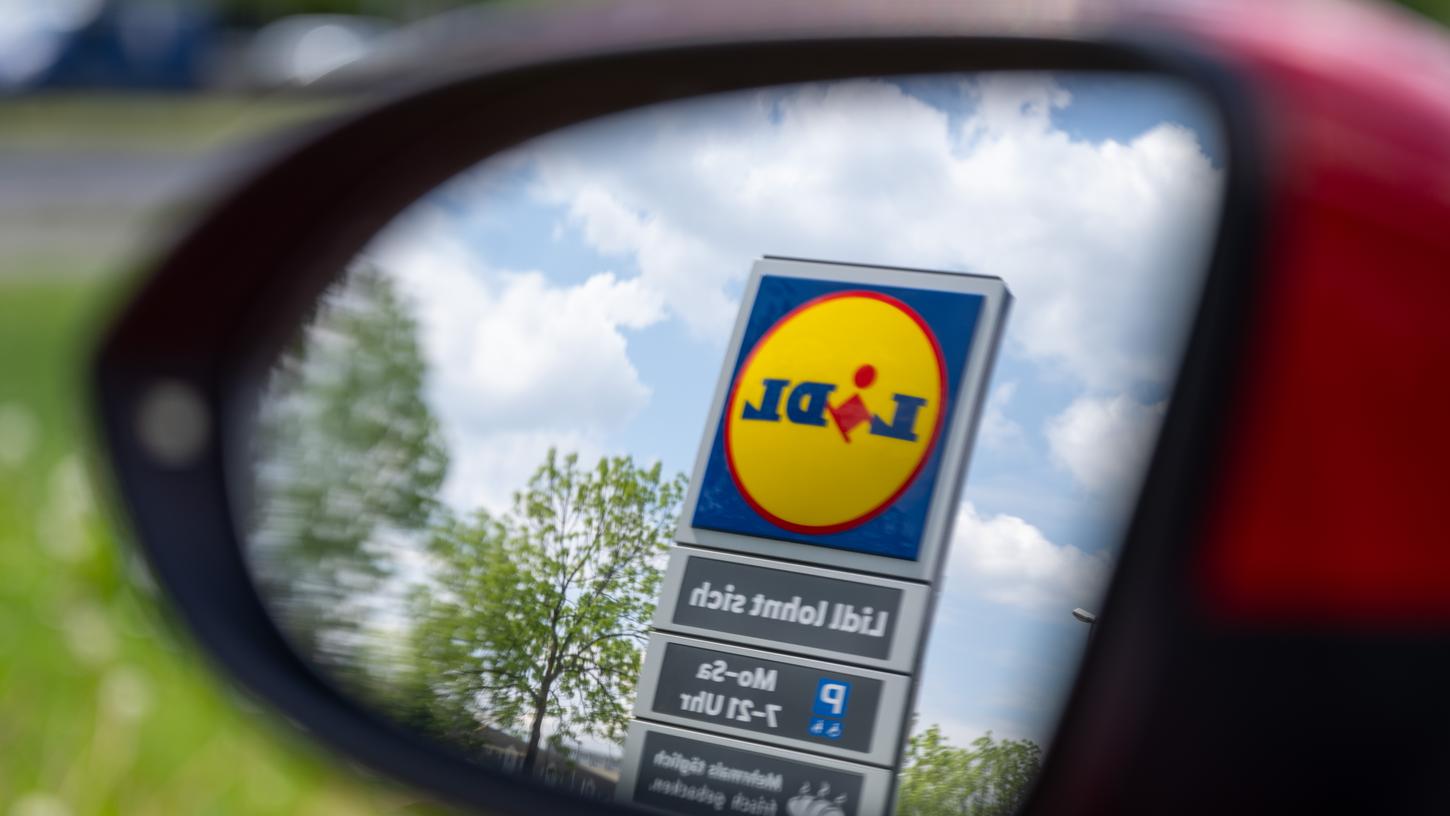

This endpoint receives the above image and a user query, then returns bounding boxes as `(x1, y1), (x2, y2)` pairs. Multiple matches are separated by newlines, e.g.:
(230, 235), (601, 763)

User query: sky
(364, 71), (1226, 751)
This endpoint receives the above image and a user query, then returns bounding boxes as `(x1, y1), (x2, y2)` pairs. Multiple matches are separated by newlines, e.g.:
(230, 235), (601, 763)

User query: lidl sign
(681, 258), (1010, 579)
(622, 258), (1009, 813)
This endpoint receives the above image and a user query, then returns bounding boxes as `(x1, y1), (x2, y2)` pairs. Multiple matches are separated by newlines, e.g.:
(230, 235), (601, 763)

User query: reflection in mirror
(244, 71), (1225, 812)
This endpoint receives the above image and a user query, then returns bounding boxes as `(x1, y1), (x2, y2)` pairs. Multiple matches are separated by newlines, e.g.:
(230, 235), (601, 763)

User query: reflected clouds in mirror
(244, 71), (1225, 808)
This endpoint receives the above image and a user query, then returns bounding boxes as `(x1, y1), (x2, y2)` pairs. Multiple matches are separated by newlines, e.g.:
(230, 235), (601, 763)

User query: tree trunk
(521, 686), (550, 777)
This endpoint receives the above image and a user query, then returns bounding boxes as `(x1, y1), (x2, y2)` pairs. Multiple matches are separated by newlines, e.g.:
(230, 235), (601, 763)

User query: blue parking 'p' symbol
(814, 679), (851, 718)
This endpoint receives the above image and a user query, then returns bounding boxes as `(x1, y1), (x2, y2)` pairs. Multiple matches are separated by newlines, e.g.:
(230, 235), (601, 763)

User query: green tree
(413, 449), (684, 775)
(898, 725), (1042, 816)
(251, 259), (448, 688)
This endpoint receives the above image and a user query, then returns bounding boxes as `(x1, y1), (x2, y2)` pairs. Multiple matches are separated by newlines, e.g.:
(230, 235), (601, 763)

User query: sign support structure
(619, 257), (1010, 816)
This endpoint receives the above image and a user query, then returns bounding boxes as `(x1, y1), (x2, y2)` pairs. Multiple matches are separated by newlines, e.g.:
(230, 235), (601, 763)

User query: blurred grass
(0, 278), (436, 814)
(0, 94), (442, 814)
(0, 93), (347, 153)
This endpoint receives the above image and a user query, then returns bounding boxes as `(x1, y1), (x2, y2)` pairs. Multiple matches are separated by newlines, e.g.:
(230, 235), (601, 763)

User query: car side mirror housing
(89, 2), (1450, 814)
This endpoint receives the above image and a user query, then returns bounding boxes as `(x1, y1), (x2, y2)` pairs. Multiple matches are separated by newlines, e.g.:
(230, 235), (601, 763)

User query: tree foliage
(898, 725), (1042, 816)
(412, 449), (685, 774)
(248, 258), (688, 777)
(251, 259), (448, 682)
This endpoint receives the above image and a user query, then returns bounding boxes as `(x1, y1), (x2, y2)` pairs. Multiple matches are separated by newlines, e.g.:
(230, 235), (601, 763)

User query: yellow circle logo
(725, 291), (946, 534)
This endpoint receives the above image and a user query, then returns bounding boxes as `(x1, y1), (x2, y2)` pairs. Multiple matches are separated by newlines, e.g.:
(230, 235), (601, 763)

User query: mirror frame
(90, 31), (1265, 815)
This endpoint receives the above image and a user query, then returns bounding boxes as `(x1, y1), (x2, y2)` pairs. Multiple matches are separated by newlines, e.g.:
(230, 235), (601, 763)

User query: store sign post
(654, 548), (931, 671)
(635, 634), (911, 764)
(620, 722), (895, 816)
(619, 257), (1010, 816)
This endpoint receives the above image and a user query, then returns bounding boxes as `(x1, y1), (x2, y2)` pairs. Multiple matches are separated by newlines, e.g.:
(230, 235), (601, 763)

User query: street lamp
(1072, 608), (1097, 625)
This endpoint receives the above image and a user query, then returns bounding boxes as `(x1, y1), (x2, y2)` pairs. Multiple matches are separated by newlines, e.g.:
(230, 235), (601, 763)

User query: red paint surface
(1162, 1), (1450, 623)
(827, 393), (872, 442)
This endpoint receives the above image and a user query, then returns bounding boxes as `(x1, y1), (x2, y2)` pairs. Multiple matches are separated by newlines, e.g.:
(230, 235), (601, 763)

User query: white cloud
(508, 74), (1220, 391)
(947, 502), (1112, 613)
(437, 269), (659, 431)
(978, 382), (1023, 450)
(368, 211), (661, 514)
(440, 429), (605, 516)
(365, 73), (1221, 521)
(1045, 394), (1166, 495)
(965, 72), (1072, 138)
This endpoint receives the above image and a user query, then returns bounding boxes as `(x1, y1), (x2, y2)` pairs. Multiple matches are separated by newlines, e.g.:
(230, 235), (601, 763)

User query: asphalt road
(0, 145), (269, 271)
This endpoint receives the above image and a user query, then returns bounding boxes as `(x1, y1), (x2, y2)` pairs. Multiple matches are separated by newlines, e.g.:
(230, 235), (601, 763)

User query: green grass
(0, 277), (439, 814)
(0, 93), (348, 153)
(0, 90), (433, 812)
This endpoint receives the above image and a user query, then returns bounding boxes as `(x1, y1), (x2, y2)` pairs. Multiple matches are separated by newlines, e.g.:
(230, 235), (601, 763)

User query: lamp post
(1072, 607), (1097, 634)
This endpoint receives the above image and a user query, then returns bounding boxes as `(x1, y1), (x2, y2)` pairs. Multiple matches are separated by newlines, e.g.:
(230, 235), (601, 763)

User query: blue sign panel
(691, 274), (983, 561)
(809, 677), (853, 740)
(813, 678), (853, 718)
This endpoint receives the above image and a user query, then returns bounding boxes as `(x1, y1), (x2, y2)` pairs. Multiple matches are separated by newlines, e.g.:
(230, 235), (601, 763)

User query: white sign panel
(654, 547), (930, 672)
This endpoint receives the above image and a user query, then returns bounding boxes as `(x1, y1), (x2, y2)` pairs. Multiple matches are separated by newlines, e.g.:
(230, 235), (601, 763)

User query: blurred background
(0, 2), (483, 813)
(0, 1), (1446, 814)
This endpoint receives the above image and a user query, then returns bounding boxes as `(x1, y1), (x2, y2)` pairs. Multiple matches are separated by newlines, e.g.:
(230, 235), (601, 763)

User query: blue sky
(367, 72), (1225, 751)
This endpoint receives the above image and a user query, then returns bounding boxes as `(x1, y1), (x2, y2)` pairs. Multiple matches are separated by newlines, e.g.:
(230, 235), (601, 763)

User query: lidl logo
(692, 274), (985, 561)
(725, 291), (945, 534)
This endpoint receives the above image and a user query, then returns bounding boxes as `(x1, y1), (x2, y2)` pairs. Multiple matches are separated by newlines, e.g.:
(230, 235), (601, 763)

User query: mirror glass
(241, 71), (1225, 813)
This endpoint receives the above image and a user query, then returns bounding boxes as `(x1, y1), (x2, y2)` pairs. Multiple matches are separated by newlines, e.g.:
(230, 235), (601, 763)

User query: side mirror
(103, 3), (1438, 813)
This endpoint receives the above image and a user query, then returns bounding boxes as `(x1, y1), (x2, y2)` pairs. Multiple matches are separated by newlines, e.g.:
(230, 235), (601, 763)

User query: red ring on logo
(723, 289), (948, 535)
